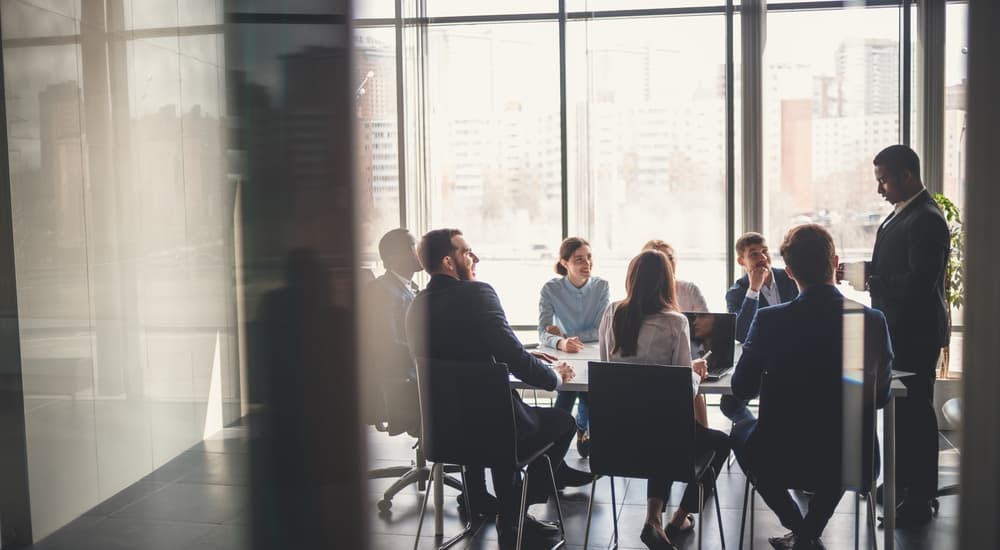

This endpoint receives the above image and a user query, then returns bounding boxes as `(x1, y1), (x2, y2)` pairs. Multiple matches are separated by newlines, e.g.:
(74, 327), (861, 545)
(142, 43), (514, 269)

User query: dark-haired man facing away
(731, 224), (892, 550)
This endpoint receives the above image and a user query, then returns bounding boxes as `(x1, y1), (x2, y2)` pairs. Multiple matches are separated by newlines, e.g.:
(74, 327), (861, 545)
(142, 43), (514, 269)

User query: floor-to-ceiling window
(762, 4), (901, 269)
(567, 12), (731, 311)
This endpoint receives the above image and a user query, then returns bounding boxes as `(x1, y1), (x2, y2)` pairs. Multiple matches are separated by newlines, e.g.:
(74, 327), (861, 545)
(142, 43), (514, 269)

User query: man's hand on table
(531, 350), (559, 363)
(552, 361), (576, 384)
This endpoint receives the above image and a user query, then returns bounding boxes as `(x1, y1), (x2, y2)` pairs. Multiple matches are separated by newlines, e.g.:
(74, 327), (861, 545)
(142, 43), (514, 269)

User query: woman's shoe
(576, 429), (591, 458)
(664, 513), (695, 540)
(640, 523), (678, 550)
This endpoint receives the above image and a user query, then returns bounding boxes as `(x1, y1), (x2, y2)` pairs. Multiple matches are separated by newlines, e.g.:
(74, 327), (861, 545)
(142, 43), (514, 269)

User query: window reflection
(2, 0), (235, 538)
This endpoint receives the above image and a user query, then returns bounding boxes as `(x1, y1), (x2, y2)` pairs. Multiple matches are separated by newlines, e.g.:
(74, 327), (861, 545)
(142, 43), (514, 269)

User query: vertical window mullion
(559, 0), (569, 239)
(741, 0), (766, 235)
(917, 0), (946, 195)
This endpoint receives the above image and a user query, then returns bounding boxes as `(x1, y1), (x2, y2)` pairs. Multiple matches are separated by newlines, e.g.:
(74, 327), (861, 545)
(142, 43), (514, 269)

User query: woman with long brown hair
(598, 250), (729, 550)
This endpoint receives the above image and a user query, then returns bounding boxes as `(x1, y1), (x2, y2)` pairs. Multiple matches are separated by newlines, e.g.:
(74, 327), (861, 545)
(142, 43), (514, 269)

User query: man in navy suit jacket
(841, 145), (949, 526)
(730, 224), (893, 550)
(406, 228), (592, 545)
(364, 229), (422, 385)
(721, 232), (800, 422)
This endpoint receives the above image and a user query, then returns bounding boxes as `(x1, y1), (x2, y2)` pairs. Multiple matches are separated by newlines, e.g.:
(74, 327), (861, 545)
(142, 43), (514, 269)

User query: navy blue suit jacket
(365, 273), (417, 377)
(869, 190), (950, 360)
(406, 274), (559, 440)
(726, 268), (799, 342)
(731, 285), (893, 486)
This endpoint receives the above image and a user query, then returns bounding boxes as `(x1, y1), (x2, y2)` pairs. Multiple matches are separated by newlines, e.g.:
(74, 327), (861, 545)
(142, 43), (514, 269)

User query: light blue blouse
(538, 276), (610, 349)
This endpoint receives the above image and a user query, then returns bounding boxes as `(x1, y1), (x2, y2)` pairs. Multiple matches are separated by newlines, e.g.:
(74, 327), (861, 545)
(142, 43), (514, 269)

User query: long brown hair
(612, 250), (678, 357)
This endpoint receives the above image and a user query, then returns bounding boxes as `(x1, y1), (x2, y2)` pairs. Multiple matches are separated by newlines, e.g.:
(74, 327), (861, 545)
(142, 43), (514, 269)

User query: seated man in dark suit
(364, 229), (422, 393)
(363, 229), (497, 517)
(729, 224), (892, 550)
(406, 228), (593, 546)
(722, 231), (800, 422)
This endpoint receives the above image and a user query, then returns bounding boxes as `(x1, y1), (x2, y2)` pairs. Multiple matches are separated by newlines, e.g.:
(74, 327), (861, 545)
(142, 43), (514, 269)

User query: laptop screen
(683, 312), (737, 374)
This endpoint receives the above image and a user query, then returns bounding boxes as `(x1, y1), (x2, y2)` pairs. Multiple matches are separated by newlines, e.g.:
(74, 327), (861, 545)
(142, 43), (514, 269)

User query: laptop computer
(682, 312), (737, 381)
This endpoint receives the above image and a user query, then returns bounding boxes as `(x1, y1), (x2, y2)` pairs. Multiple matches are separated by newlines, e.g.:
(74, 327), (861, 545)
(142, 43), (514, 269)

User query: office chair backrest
(588, 361), (697, 481)
(755, 365), (877, 491)
(414, 358), (517, 468)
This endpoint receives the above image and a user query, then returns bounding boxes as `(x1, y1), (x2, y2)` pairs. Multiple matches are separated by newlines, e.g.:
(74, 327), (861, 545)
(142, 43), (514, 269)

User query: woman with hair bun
(539, 237), (609, 458)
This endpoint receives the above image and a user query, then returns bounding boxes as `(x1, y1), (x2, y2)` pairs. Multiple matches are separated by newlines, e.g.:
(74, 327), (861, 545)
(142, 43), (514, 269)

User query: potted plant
(932, 193), (964, 378)
(932, 193), (964, 429)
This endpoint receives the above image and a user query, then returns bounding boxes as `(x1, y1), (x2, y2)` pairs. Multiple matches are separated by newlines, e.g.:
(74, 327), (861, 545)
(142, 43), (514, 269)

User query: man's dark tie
(409, 281), (419, 294)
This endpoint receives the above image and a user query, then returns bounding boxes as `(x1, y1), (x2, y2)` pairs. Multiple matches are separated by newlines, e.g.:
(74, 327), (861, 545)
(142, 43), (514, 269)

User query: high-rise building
(835, 38), (898, 116)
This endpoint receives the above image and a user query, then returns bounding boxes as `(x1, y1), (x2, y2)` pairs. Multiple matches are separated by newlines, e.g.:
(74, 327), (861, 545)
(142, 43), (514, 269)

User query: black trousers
(894, 348), (939, 502)
(491, 406), (576, 518)
(730, 419), (844, 539)
(646, 424), (730, 512)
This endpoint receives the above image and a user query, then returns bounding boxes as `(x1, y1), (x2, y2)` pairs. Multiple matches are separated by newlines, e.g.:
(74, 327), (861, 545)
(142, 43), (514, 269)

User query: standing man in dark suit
(731, 224), (893, 550)
(721, 232), (799, 422)
(406, 228), (593, 546)
(842, 144), (949, 526)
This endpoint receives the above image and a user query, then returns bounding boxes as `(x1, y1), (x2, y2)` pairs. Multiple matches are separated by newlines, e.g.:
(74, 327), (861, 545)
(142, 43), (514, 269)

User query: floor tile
(110, 483), (247, 524)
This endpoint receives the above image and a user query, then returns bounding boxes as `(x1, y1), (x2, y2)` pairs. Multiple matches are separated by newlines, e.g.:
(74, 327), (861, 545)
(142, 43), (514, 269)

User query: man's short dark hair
(378, 228), (414, 264)
(873, 144), (921, 178)
(779, 224), (835, 286)
(418, 228), (462, 274)
(735, 232), (766, 256)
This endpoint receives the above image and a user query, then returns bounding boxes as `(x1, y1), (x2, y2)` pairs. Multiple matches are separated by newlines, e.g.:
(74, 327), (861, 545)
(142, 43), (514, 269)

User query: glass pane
(355, 27), (401, 267)
(354, 0), (395, 19)
(943, 2), (967, 215)
(426, 0), (557, 17)
(944, 1), (967, 336)
(424, 23), (561, 325)
(568, 0), (734, 10)
(567, 15), (730, 312)
(763, 6), (900, 276)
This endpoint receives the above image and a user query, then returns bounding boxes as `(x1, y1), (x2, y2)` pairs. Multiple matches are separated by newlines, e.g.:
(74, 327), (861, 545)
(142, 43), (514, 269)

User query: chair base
(369, 464), (463, 513)
(414, 458), (565, 550)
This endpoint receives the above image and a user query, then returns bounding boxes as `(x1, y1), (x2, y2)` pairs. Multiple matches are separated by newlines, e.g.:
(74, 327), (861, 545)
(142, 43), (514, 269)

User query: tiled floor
(366, 402), (960, 550)
(26, 406), (960, 550)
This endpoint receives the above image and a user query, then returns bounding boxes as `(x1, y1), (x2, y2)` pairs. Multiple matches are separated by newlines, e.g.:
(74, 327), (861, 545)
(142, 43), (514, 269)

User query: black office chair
(366, 374), (463, 513)
(737, 367), (880, 550)
(413, 358), (567, 550)
(583, 362), (725, 550)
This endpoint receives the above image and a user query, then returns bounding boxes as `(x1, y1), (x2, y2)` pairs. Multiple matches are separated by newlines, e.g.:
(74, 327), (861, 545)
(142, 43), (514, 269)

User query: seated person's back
(729, 224), (892, 550)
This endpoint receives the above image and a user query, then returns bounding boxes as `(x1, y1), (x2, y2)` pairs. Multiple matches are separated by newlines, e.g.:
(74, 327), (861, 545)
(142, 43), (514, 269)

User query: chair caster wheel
(377, 499), (392, 513)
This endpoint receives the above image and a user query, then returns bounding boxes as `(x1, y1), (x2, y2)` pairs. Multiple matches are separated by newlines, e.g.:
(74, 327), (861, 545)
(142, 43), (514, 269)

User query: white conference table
(508, 343), (908, 550)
